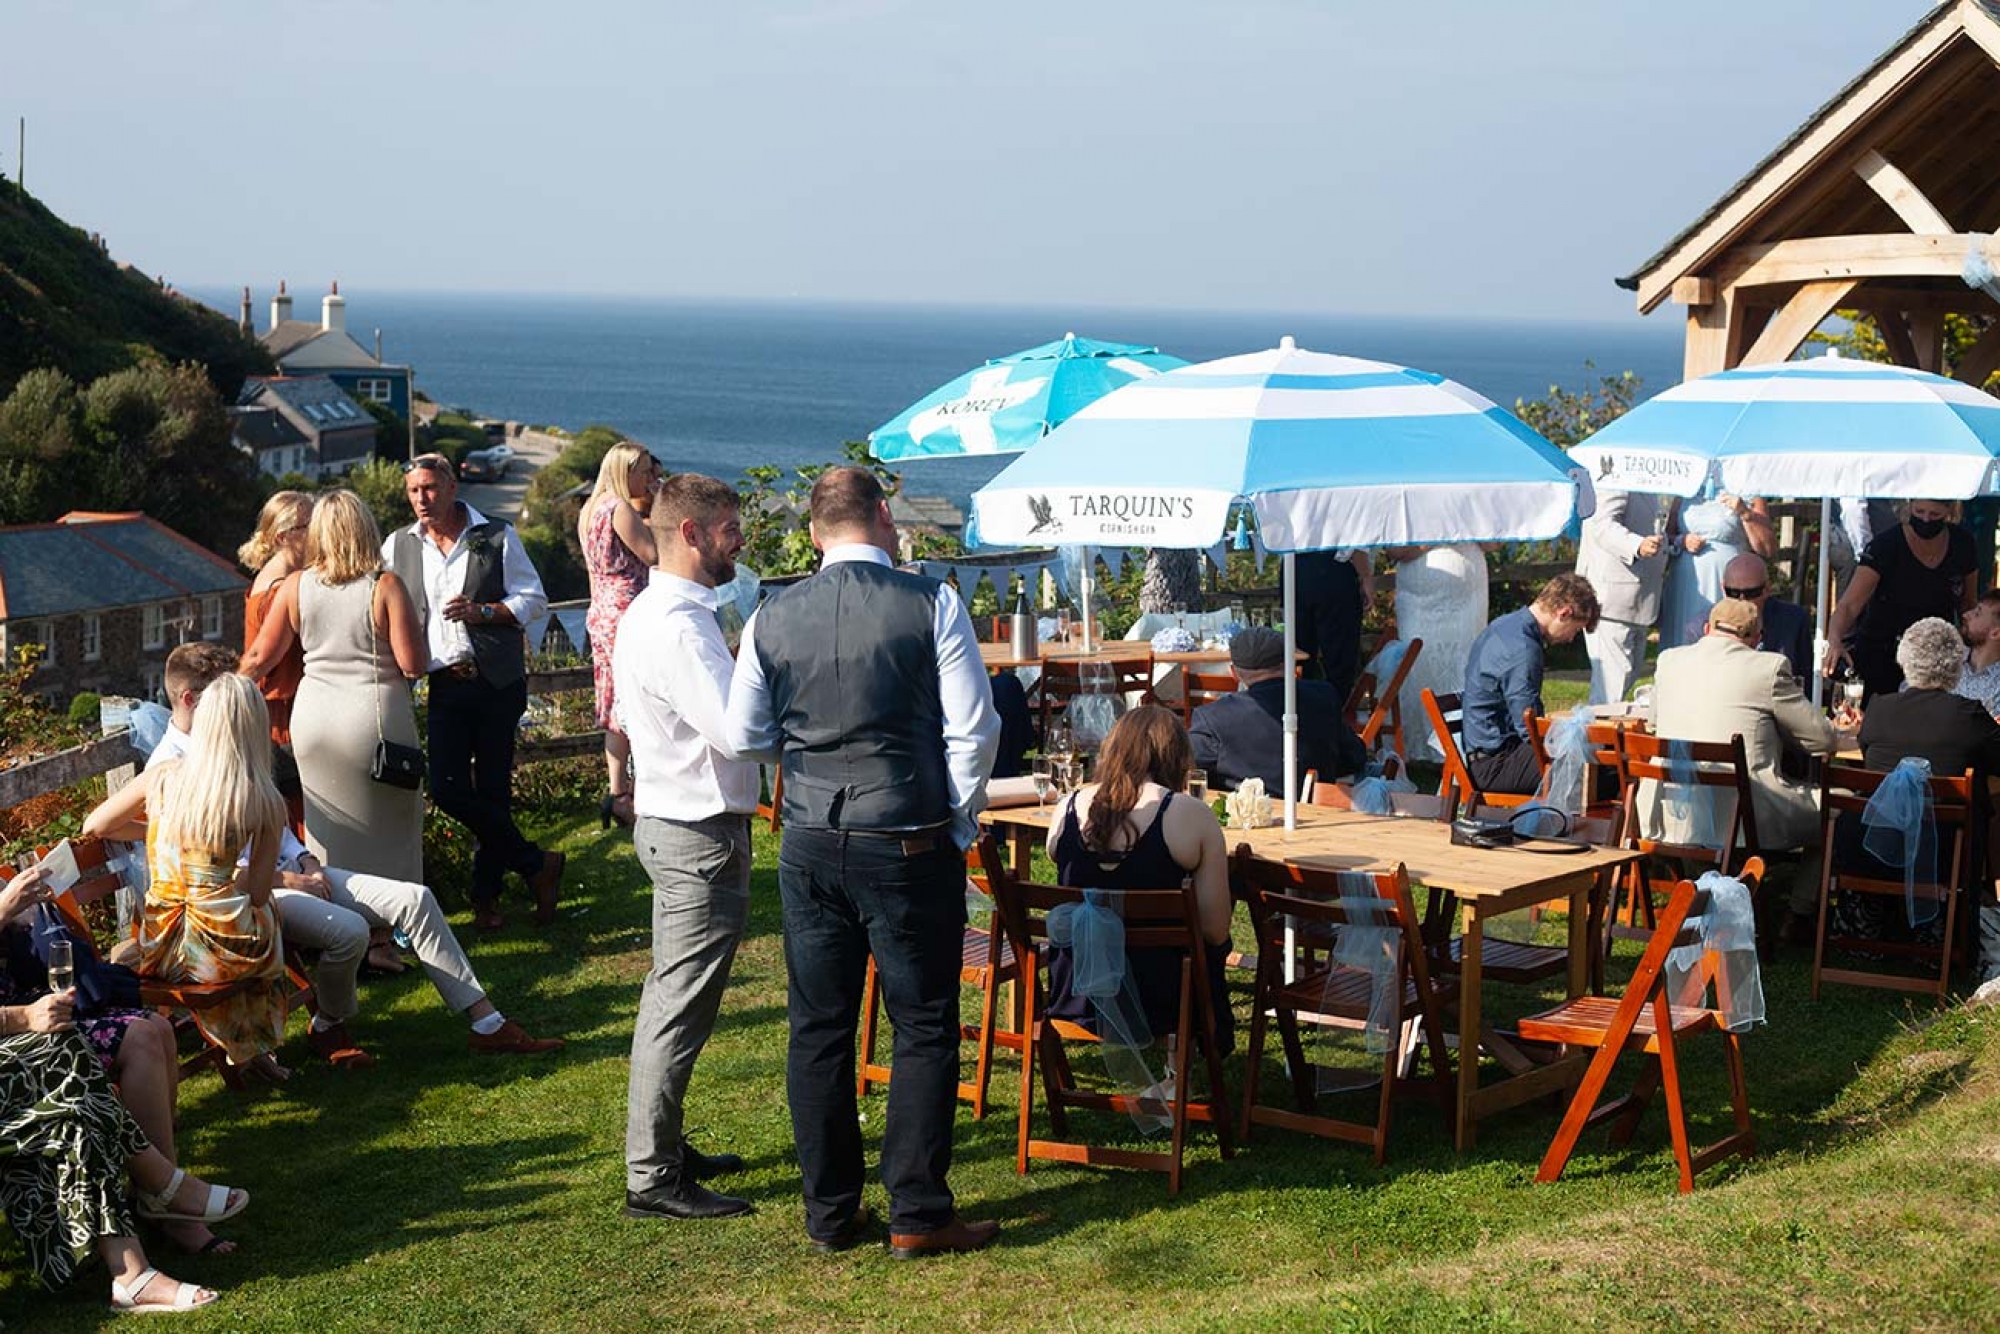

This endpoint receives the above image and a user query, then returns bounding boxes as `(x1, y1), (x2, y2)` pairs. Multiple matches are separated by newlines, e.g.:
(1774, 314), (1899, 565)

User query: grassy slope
(5, 809), (1997, 1333)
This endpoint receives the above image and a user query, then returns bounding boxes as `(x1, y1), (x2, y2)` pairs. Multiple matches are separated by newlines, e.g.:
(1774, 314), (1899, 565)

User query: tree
(1139, 548), (1203, 614)
(1511, 363), (1642, 449)
(347, 457), (414, 536)
(1810, 312), (1998, 390)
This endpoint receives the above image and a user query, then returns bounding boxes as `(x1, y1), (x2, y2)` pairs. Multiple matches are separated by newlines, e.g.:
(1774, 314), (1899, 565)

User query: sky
(5, 0), (1939, 322)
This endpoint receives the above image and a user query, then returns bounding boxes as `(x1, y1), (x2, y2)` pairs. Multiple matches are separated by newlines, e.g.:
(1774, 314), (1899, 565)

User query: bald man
(1722, 553), (1814, 685)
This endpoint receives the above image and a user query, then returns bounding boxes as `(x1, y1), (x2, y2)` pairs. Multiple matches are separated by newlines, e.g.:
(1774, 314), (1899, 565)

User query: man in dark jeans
(384, 454), (563, 932)
(1287, 548), (1373, 700)
(1460, 573), (1600, 796)
(726, 466), (1000, 1258)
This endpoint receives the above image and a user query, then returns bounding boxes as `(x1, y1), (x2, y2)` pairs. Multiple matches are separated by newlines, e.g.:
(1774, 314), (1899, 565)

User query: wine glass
(1185, 768), (1208, 802)
(1047, 722), (1075, 767)
(1172, 600), (1189, 630)
(1056, 607), (1072, 643)
(46, 939), (74, 998)
(1032, 758), (1053, 811)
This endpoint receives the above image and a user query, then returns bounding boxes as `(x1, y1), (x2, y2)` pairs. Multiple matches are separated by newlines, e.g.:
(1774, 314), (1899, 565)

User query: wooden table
(980, 803), (1642, 1151)
(979, 641), (1240, 671)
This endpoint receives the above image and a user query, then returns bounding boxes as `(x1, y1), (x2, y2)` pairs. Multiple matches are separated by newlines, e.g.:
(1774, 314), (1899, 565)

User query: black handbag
(367, 573), (426, 790)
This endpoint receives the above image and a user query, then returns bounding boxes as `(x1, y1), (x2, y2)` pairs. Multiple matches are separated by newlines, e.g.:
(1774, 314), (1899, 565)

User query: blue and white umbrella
(868, 334), (1187, 461)
(1570, 352), (2000, 499)
(1570, 350), (2000, 700)
(970, 337), (1595, 826)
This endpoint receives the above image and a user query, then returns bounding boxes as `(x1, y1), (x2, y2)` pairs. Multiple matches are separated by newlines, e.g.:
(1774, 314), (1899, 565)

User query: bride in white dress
(1388, 545), (1490, 760)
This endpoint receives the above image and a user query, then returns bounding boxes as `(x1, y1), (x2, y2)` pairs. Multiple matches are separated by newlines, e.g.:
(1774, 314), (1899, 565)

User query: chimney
(239, 285), (252, 335)
(374, 327), (383, 362)
(322, 279), (345, 333)
(270, 280), (291, 332)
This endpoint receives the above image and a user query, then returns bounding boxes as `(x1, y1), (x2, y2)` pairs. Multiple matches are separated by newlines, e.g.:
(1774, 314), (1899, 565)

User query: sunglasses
(403, 454), (453, 475)
(1723, 585), (1766, 599)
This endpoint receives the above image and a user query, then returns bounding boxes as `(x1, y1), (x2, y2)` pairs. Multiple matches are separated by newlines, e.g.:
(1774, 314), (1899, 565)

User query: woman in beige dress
(242, 490), (428, 880)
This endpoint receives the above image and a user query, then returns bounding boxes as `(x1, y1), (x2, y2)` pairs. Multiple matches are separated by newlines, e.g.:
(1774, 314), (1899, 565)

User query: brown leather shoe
(529, 852), (565, 926)
(888, 1215), (999, 1259)
(469, 1020), (565, 1056)
(473, 905), (506, 933)
(306, 1021), (376, 1069)
(809, 1204), (874, 1253)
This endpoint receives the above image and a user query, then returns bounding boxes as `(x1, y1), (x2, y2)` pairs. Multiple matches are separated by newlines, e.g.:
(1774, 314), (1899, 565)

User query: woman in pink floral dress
(578, 443), (660, 827)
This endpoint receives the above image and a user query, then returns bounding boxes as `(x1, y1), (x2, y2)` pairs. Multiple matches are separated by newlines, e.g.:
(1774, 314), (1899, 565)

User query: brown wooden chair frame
(1419, 688), (1534, 820)
(1606, 730), (1761, 960)
(1526, 710), (1629, 827)
(1810, 763), (1975, 1003)
(1178, 668), (1240, 728)
(1232, 853), (1456, 1162)
(1517, 859), (1763, 1193)
(1037, 652), (1158, 741)
(1345, 637), (1424, 762)
(988, 863), (1234, 1195)
(857, 834), (1026, 1118)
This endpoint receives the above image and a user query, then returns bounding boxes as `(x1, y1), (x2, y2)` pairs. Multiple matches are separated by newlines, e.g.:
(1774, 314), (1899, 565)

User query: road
(453, 429), (568, 526)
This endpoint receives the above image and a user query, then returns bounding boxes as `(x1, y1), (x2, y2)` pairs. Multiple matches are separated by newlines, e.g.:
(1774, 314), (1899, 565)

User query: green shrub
(66, 691), (100, 728)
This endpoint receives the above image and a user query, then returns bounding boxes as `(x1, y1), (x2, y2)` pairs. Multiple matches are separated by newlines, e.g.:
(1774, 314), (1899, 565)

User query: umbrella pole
(1081, 547), (1095, 654)
(1283, 551), (1298, 832)
(1813, 496), (1832, 706)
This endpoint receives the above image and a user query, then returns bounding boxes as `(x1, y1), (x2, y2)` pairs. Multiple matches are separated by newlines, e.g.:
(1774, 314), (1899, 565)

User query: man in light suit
(1641, 596), (1835, 853)
(1574, 488), (1669, 705)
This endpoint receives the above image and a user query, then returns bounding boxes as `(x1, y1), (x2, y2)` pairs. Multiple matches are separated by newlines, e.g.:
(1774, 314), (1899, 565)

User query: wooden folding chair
(989, 865), (1234, 1195)
(1036, 652), (1156, 740)
(30, 838), (317, 1081)
(1232, 854), (1456, 1161)
(754, 766), (783, 833)
(1177, 668), (1239, 728)
(1526, 710), (1628, 825)
(1607, 731), (1761, 951)
(1811, 763), (1975, 1003)
(857, 834), (1026, 1118)
(1419, 689), (1535, 820)
(1518, 859), (1764, 1193)
(1345, 638), (1424, 761)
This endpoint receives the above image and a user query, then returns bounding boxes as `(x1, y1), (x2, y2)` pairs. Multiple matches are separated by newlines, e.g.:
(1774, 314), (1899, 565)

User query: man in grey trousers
(613, 473), (758, 1221)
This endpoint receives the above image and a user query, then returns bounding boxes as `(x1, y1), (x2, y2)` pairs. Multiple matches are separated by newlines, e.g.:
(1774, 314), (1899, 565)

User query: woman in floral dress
(577, 442), (660, 827)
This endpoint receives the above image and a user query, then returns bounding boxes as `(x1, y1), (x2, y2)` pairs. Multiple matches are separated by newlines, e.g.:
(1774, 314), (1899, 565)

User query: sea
(192, 290), (1682, 508)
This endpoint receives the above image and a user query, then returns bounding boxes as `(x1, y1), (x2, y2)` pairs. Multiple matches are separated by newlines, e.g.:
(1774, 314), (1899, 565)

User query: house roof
(239, 375), (374, 435)
(0, 513), (247, 621)
(261, 322), (406, 372)
(229, 405), (308, 452)
(1620, 0), (2000, 311)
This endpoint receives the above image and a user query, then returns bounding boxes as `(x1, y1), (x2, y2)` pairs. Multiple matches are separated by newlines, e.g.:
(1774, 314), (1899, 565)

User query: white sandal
(134, 1167), (250, 1224)
(110, 1266), (218, 1314)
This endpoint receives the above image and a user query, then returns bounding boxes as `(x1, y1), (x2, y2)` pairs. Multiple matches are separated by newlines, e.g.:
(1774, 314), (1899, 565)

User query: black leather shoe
(623, 1182), (754, 1221)
(809, 1204), (875, 1253)
(682, 1140), (745, 1181)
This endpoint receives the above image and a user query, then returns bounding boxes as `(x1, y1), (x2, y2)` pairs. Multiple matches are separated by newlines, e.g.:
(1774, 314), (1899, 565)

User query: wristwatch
(480, 603), (494, 623)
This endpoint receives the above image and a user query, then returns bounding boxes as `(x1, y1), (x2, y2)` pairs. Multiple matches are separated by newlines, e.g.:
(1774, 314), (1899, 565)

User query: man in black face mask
(1822, 499), (1977, 700)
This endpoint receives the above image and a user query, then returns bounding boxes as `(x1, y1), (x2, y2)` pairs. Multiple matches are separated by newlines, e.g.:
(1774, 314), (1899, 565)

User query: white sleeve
(498, 524), (549, 626)
(934, 583), (1001, 849)
(722, 610), (781, 761)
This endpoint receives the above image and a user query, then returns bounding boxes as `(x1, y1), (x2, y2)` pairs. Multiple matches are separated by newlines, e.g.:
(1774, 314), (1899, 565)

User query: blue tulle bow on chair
(1047, 889), (1171, 1132)
(1326, 871), (1402, 1060)
(1667, 871), (1766, 1032)
(1861, 756), (1939, 928)
(1539, 705), (1597, 815)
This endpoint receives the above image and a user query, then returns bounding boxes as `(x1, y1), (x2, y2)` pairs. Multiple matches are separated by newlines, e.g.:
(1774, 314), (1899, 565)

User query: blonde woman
(578, 442), (661, 827)
(140, 674), (290, 1083)
(241, 490), (428, 880)
(238, 491), (313, 831)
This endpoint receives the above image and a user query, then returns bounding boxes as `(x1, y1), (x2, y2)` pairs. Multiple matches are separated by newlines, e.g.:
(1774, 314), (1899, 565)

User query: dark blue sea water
(193, 290), (1681, 506)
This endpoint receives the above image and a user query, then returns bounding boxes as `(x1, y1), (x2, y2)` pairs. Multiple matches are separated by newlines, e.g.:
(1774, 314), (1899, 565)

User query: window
(34, 620), (54, 670)
(302, 403), (324, 422)
(141, 666), (164, 703)
(355, 377), (393, 404)
(142, 603), (166, 649)
(201, 596), (222, 640)
(82, 614), (101, 662)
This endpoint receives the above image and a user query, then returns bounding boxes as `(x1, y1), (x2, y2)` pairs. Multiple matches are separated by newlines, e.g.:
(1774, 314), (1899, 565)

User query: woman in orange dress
(238, 492), (311, 833)
(138, 674), (290, 1083)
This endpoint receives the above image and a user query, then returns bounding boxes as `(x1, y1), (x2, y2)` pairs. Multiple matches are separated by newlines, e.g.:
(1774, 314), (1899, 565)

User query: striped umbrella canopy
(1569, 352), (2000, 500)
(968, 337), (1592, 551)
(868, 334), (1187, 461)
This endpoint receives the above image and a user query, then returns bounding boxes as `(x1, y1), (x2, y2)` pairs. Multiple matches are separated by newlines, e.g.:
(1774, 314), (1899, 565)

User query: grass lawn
(7, 805), (2000, 1332)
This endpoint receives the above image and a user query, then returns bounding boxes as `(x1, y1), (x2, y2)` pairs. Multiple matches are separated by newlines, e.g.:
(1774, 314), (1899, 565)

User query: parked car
(459, 447), (511, 482)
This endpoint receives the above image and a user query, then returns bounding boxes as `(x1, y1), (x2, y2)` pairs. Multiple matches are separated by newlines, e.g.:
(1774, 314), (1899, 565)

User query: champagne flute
(1047, 722), (1075, 768)
(1032, 758), (1053, 811)
(1172, 600), (1189, 630)
(1056, 607), (1072, 643)
(1186, 768), (1208, 802)
(47, 939), (74, 998)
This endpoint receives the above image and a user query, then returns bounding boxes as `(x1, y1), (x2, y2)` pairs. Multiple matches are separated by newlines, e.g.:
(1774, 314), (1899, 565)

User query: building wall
(324, 367), (411, 419)
(3, 594), (246, 705)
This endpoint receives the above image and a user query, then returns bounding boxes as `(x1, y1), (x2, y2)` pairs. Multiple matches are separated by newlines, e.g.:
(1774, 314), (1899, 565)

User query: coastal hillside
(0, 184), (271, 397)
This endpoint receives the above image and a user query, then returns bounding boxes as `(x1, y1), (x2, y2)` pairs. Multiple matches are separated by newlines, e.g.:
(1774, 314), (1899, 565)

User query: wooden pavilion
(1622, 0), (2000, 383)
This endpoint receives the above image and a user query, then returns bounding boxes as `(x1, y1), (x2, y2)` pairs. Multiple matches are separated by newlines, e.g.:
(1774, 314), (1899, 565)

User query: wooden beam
(1908, 310), (1946, 372)
(1633, 11), (1968, 311)
(1953, 319), (2000, 387)
(1719, 231), (1999, 289)
(1871, 309), (1921, 366)
(1684, 288), (1740, 380)
(1848, 282), (1998, 315)
(1961, 0), (2000, 70)
(1739, 279), (1860, 366)
(1671, 276), (1717, 306)
(1853, 148), (1955, 234)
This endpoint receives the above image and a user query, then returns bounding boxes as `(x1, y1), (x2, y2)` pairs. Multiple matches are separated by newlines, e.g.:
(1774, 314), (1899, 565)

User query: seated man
(1188, 625), (1366, 793)
(1956, 589), (2000, 718)
(1460, 573), (1599, 796)
(1830, 616), (2000, 978)
(1721, 553), (1814, 685)
(1643, 596), (1834, 853)
(84, 643), (562, 1064)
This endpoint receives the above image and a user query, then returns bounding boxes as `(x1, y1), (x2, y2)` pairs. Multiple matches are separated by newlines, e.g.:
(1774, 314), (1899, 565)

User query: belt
(431, 661), (480, 682)
(808, 827), (953, 855)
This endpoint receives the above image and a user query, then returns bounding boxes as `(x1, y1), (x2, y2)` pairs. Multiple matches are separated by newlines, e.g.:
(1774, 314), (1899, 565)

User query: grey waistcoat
(388, 518), (525, 688)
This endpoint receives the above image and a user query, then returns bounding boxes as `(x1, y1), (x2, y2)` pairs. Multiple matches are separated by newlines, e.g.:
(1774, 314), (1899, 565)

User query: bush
(66, 691), (101, 729)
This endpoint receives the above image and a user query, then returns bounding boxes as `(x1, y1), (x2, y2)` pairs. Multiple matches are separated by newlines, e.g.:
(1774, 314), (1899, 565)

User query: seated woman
(1837, 616), (2000, 965)
(1042, 705), (1235, 1050)
(0, 866), (232, 1256)
(139, 673), (291, 1084)
(2, 933), (247, 1313)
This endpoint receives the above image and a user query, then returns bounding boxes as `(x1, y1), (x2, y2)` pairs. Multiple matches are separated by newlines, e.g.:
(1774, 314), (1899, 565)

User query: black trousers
(777, 826), (965, 1239)
(1468, 740), (1543, 797)
(426, 671), (542, 907)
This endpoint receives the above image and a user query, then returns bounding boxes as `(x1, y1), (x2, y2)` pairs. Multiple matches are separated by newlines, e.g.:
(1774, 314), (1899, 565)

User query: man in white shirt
(725, 466), (1000, 1258)
(615, 474), (757, 1224)
(84, 643), (563, 1063)
(1958, 590), (2000, 717)
(382, 455), (563, 933)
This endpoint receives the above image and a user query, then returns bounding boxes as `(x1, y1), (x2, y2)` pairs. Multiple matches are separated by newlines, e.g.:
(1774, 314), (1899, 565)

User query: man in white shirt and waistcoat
(616, 473), (758, 1223)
